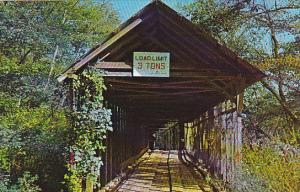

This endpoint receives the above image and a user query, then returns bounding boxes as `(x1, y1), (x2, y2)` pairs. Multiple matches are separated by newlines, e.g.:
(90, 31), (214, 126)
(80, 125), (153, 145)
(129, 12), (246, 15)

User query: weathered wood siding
(184, 100), (243, 182)
(101, 103), (148, 186)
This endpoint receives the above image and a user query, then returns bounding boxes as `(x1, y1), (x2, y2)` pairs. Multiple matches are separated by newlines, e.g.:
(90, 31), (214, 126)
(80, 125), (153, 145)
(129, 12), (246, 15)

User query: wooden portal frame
(58, 0), (266, 188)
(58, 0), (265, 123)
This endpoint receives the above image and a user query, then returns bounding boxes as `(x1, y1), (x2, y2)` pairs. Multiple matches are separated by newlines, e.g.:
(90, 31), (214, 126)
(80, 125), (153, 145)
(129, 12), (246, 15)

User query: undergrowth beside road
(231, 145), (300, 192)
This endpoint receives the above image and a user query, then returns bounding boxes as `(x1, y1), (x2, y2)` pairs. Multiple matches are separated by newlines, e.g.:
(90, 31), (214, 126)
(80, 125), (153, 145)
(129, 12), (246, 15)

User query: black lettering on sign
(151, 63), (155, 69)
(161, 63), (165, 70)
(155, 63), (161, 69)
(136, 56), (143, 60)
(138, 62), (142, 69)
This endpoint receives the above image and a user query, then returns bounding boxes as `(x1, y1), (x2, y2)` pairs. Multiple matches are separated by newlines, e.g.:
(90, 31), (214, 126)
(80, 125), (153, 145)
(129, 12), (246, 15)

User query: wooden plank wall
(184, 100), (243, 182)
(100, 103), (148, 186)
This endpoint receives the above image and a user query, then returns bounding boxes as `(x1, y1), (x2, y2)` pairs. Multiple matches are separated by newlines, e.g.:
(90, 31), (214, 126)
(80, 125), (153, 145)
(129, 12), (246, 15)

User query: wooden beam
(144, 37), (199, 67)
(109, 87), (162, 95)
(154, 80), (214, 86)
(98, 63), (236, 74)
(107, 89), (216, 99)
(95, 62), (131, 69)
(208, 80), (236, 102)
(107, 24), (159, 61)
(123, 104), (212, 111)
(158, 19), (221, 71)
(106, 36), (144, 61)
(101, 70), (235, 79)
(106, 79), (152, 86)
(103, 71), (132, 77)
(105, 79), (223, 86)
(109, 85), (214, 90)
(171, 71), (234, 78)
(57, 18), (143, 82)
(236, 75), (245, 113)
(106, 93), (212, 102)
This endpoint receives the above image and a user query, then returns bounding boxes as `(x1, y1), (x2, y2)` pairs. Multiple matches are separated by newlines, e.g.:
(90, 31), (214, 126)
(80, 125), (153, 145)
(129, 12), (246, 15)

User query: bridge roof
(58, 0), (265, 123)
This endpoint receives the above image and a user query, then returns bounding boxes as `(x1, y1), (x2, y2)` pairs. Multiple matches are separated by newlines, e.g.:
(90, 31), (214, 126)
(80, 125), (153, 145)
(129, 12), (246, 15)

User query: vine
(64, 69), (112, 191)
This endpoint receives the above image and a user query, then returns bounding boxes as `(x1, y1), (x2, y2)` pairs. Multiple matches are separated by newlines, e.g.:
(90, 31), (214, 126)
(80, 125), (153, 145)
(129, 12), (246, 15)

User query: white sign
(133, 52), (170, 77)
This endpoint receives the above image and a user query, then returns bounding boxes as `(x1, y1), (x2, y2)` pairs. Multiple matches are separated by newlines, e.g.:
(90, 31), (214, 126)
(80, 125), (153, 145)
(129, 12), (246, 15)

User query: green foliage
(0, 54), (63, 76)
(183, 0), (242, 35)
(0, 148), (9, 174)
(244, 82), (299, 145)
(183, 1), (300, 191)
(231, 144), (300, 192)
(65, 69), (112, 190)
(0, 172), (41, 192)
(0, 0), (119, 190)
(0, 0), (119, 66)
(16, 172), (41, 192)
(64, 166), (83, 192)
(0, 107), (69, 191)
(183, 0), (300, 142)
(231, 165), (269, 192)
(0, 54), (69, 191)
(242, 146), (300, 192)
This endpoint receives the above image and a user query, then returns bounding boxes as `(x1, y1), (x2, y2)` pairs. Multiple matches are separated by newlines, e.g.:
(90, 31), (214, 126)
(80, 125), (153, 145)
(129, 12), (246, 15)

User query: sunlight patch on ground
(116, 151), (213, 192)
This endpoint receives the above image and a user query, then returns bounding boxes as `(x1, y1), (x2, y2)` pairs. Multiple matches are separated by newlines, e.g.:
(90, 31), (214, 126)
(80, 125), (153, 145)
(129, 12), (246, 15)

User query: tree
(183, 0), (300, 144)
(183, 1), (300, 191)
(0, 0), (119, 191)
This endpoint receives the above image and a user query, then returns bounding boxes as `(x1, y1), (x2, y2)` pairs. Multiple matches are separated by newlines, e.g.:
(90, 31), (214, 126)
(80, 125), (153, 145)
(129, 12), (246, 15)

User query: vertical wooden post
(86, 174), (94, 192)
(237, 93), (244, 113)
(236, 92), (244, 163)
(179, 122), (184, 150)
(108, 133), (112, 181)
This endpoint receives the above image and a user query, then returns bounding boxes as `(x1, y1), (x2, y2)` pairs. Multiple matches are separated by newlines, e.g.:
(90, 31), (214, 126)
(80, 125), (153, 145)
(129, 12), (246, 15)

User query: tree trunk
(44, 10), (68, 91)
(261, 80), (299, 123)
(44, 45), (59, 91)
(262, 6), (299, 124)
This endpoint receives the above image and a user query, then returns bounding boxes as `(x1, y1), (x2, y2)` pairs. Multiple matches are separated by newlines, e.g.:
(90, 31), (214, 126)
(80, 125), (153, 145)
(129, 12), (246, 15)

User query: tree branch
(243, 5), (300, 20)
(19, 48), (31, 64)
(261, 80), (299, 123)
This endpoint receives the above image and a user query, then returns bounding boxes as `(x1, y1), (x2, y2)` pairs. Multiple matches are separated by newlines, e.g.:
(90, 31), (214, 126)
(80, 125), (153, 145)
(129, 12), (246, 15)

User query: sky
(110, 0), (194, 22)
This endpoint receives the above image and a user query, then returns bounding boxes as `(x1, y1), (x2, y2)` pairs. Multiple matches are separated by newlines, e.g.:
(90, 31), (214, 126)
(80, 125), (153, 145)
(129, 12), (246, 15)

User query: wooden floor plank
(115, 150), (213, 192)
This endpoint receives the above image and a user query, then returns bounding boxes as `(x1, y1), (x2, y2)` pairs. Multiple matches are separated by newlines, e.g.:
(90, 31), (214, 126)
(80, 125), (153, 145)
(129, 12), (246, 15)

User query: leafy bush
(63, 166), (83, 192)
(0, 107), (69, 191)
(231, 166), (270, 192)
(236, 146), (300, 192)
(0, 172), (41, 192)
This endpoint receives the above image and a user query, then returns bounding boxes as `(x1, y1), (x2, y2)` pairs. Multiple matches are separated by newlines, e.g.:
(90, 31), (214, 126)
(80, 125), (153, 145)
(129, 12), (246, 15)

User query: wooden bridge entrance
(58, 0), (265, 189)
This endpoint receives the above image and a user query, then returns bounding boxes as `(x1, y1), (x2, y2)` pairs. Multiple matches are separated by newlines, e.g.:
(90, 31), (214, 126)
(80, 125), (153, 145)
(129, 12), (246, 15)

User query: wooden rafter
(157, 2), (265, 76)
(207, 80), (236, 102)
(109, 85), (214, 90)
(157, 10), (240, 72)
(108, 89), (216, 99)
(57, 18), (143, 82)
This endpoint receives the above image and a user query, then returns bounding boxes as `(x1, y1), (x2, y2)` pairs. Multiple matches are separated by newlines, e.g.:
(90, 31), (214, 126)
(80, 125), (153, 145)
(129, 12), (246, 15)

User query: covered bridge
(58, 0), (265, 188)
